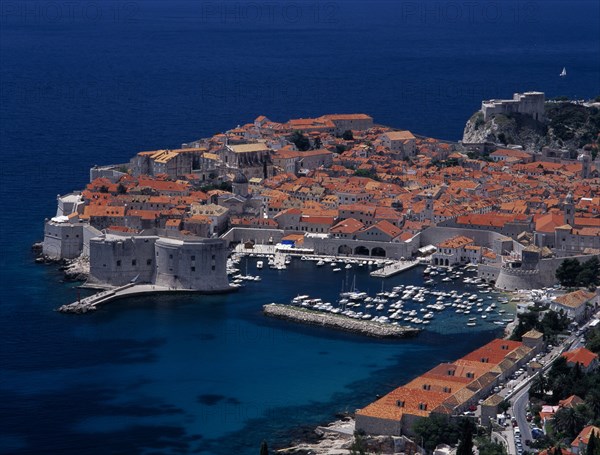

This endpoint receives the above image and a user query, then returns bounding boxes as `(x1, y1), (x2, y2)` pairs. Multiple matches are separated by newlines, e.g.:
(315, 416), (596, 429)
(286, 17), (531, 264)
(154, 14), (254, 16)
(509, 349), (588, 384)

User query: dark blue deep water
(1, 1), (599, 453)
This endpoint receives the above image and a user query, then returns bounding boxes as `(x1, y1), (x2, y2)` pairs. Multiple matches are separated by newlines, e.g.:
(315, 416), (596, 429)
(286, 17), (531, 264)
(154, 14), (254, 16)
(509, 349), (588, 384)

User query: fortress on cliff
(481, 91), (545, 122)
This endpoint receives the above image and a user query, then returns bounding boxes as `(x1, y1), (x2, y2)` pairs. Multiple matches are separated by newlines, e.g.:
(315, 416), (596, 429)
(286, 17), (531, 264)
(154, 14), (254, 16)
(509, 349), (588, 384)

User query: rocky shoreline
(32, 242), (90, 282)
(275, 418), (419, 455)
(263, 304), (421, 338)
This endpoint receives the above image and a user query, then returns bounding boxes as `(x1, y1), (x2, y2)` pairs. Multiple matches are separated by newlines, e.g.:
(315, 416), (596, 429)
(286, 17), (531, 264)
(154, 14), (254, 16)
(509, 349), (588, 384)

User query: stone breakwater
(263, 304), (420, 339)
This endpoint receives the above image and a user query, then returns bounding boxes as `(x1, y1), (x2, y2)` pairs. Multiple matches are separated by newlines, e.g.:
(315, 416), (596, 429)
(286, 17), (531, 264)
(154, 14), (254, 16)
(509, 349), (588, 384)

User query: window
(132, 259), (136, 266)
(211, 265), (215, 271)
(211, 255), (215, 260)
(147, 259), (152, 265)
(191, 255), (196, 261)
(116, 260), (121, 267)
(169, 254), (173, 259)
(396, 400), (405, 407)
(191, 267), (195, 272)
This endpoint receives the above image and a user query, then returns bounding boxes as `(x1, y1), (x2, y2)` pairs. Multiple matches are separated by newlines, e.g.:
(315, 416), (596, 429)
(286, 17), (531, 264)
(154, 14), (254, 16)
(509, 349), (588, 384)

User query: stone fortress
(481, 91), (545, 122)
(43, 194), (231, 294)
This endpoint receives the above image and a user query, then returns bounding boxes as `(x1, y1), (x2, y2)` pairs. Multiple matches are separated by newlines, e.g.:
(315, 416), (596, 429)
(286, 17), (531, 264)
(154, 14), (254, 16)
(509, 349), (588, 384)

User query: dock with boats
(263, 304), (421, 338)
(261, 263), (515, 332)
(370, 259), (420, 278)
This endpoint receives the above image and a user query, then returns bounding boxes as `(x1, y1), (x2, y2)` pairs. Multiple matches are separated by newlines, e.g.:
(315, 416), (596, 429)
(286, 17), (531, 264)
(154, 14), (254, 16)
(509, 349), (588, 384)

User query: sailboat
(560, 67), (567, 77)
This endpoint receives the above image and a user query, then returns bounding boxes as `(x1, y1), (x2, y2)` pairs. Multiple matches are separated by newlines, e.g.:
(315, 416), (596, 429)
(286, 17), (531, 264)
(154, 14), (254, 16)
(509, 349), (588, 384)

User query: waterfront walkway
(370, 259), (419, 278)
(58, 284), (206, 314)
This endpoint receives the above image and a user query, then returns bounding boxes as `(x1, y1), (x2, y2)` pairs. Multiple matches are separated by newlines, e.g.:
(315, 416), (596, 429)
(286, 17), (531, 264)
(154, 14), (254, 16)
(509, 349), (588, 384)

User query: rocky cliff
(463, 100), (600, 153)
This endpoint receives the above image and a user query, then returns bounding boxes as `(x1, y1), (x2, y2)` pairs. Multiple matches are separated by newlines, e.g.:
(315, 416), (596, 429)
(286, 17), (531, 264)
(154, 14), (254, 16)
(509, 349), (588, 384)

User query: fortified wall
(87, 232), (230, 292)
(495, 252), (600, 291)
(481, 91), (545, 122)
(43, 221), (102, 260)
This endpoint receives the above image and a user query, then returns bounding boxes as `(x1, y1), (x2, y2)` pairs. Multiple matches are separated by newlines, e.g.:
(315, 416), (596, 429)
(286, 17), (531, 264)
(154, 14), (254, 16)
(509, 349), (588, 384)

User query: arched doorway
(338, 245), (352, 255)
(433, 258), (439, 265)
(354, 246), (370, 256)
(371, 247), (386, 257)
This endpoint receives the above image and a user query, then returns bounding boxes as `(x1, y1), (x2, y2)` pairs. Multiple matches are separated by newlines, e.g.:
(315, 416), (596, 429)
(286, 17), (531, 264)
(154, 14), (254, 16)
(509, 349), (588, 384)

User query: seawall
(263, 304), (420, 338)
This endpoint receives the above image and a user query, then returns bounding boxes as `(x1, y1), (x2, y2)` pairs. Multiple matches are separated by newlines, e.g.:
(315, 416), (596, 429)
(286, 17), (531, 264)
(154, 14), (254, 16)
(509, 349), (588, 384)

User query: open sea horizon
(1, 0), (599, 453)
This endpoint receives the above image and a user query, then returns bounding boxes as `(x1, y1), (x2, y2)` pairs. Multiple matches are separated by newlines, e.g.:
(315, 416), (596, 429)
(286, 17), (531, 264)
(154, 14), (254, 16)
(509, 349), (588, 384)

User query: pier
(57, 284), (221, 314)
(263, 304), (421, 338)
(370, 259), (420, 278)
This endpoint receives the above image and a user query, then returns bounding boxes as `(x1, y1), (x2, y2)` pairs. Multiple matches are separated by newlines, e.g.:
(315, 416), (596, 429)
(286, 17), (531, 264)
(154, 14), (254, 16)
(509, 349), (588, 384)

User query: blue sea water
(0, 0), (599, 453)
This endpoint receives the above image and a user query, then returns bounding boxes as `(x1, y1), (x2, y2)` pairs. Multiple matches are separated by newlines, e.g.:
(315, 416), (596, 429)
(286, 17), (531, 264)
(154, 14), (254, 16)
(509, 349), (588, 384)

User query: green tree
(587, 430), (600, 455)
(498, 400), (510, 414)
(456, 418), (475, 455)
(313, 137), (322, 149)
(349, 432), (368, 455)
(554, 407), (578, 437)
(586, 327), (600, 354)
(556, 259), (583, 287)
(413, 414), (459, 452)
(585, 389), (600, 419)
(117, 183), (127, 194)
(476, 437), (507, 455)
(554, 405), (589, 439)
(354, 169), (380, 181)
(580, 257), (600, 287)
(288, 130), (311, 151)
(260, 440), (269, 455)
(530, 373), (548, 399)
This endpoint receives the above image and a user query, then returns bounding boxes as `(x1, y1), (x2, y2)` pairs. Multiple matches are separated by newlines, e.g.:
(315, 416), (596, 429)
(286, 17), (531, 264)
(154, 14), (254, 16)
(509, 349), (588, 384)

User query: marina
(231, 253), (516, 333)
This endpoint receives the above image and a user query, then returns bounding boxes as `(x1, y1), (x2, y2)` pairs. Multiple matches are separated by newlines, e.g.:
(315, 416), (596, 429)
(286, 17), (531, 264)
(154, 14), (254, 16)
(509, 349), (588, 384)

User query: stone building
(380, 131), (417, 159)
(222, 143), (273, 179)
(87, 232), (230, 292)
(320, 114), (374, 134)
(481, 91), (545, 122)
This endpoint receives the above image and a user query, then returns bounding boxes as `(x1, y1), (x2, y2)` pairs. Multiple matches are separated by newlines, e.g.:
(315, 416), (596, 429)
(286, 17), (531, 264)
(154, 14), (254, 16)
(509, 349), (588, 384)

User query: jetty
(370, 259), (419, 278)
(57, 284), (228, 314)
(263, 304), (421, 338)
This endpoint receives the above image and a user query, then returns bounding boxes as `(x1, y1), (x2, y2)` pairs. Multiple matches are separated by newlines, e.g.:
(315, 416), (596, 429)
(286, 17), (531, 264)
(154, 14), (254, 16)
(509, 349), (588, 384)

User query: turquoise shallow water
(1, 256), (507, 454)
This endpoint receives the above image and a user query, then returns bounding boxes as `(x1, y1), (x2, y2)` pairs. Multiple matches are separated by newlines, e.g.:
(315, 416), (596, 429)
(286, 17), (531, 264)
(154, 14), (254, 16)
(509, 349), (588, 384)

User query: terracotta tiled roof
(553, 290), (595, 309)
(572, 425), (600, 447)
(562, 348), (598, 368)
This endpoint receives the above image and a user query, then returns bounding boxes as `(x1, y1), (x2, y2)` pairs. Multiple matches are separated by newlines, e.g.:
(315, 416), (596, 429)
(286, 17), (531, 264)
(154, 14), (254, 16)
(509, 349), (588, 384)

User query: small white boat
(333, 268), (342, 272)
(345, 264), (352, 269)
(560, 67), (567, 77)
(316, 260), (324, 266)
(256, 261), (264, 269)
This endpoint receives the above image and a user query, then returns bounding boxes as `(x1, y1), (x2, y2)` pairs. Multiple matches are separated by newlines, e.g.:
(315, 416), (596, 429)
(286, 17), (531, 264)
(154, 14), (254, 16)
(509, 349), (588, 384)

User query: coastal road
(511, 385), (532, 451)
